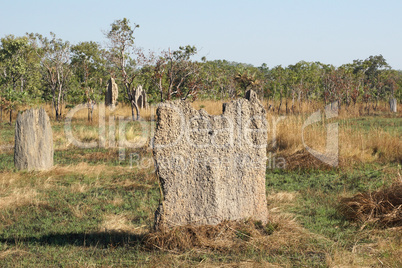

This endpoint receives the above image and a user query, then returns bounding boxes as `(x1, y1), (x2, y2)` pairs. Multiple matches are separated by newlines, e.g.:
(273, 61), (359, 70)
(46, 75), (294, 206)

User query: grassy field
(0, 101), (401, 267)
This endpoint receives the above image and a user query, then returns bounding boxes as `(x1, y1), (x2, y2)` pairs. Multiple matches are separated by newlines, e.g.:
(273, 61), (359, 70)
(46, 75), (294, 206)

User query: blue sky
(1, 0), (402, 69)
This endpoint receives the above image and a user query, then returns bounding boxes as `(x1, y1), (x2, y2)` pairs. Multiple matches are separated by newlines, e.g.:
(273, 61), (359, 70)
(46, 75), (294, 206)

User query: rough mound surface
(14, 108), (54, 171)
(105, 77), (118, 107)
(153, 90), (268, 228)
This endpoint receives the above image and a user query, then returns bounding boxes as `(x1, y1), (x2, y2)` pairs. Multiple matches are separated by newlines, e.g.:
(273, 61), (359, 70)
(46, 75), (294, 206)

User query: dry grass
(68, 203), (91, 219)
(191, 99), (401, 167)
(45, 162), (128, 178)
(143, 215), (304, 253)
(70, 182), (90, 193)
(265, 99), (402, 118)
(0, 162), (131, 195)
(10, 100), (402, 168)
(0, 249), (29, 260)
(327, 226), (402, 267)
(114, 178), (153, 191)
(108, 195), (124, 207)
(339, 180), (402, 227)
(50, 103), (155, 123)
(100, 214), (146, 234)
(269, 113), (401, 168)
(0, 100), (400, 266)
(142, 208), (341, 266)
(192, 100), (226, 115)
(267, 191), (297, 204)
(0, 188), (40, 210)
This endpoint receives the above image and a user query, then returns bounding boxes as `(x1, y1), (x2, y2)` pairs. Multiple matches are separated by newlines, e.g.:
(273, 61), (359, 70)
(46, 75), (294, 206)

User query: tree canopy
(0, 18), (400, 120)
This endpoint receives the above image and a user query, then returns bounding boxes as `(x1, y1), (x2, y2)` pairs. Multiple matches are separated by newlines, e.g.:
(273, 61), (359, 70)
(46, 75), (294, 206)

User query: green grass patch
(0, 115), (401, 267)
(340, 116), (402, 135)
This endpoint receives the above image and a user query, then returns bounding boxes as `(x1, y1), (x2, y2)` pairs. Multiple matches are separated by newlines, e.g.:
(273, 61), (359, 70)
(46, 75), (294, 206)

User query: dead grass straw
(143, 220), (273, 252)
(143, 213), (308, 254)
(339, 181), (402, 227)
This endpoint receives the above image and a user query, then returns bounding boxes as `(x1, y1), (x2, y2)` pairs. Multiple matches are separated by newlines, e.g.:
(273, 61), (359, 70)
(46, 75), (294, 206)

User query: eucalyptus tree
(105, 17), (144, 120)
(0, 35), (30, 92)
(1, 86), (27, 123)
(202, 60), (240, 100)
(395, 71), (402, 102)
(151, 45), (202, 102)
(71, 41), (107, 120)
(352, 55), (390, 113)
(29, 32), (71, 120)
(0, 35), (28, 121)
(198, 59), (220, 100)
(0, 35), (40, 121)
(267, 65), (289, 114)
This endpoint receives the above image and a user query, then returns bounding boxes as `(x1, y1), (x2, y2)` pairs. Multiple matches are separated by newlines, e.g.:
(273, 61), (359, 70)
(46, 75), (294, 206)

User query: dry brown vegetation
(0, 188), (40, 210)
(193, 99), (402, 167)
(144, 216), (303, 253)
(143, 193), (320, 263)
(0, 99), (400, 266)
(100, 214), (147, 234)
(340, 180), (402, 227)
(142, 187), (402, 267)
(9, 101), (400, 169)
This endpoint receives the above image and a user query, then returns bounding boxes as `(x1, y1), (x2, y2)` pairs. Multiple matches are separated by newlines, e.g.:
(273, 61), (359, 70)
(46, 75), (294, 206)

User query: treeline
(0, 18), (401, 121)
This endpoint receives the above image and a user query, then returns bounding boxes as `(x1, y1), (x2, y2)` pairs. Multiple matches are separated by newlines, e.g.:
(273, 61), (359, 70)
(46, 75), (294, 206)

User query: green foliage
(0, 35), (29, 89)
(28, 32), (71, 119)
(70, 41), (108, 104)
(148, 45), (203, 102)
(1, 22), (401, 114)
(1, 86), (28, 108)
(0, 35), (42, 102)
(105, 18), (144, 120)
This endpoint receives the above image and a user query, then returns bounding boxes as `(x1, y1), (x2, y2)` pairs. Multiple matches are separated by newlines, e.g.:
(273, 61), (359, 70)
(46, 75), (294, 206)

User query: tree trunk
(60, 93), (64, 118)
(21, 76), (24, 92)
(285, 98), (288, 115)
(55, 107), (60, 121)
(56, 85), (63, 121)
(278, 97), (282, 114)
(131, 100), (140, 121)
(159, 78), (164, 102)
(9, 109), (12, 124)
(298, 91), (302, 114)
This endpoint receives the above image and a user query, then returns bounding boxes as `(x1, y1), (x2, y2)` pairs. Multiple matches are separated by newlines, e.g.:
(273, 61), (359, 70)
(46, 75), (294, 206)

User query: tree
(71, 41), (107, 121)
(71, 41), (106, 88)
(352, 55), (390, 113)
(151, 45), (203, 102)
(0, 86), (27, 123)
(287, 61), (324, 113)
(267, 65), (288, 114)
(0, 35), (39, 122)
(0, 35), (30, 92)
(105, 18), (144, 120)
(234, 69), (259, 96)
(152, 45), (201, 101)
(29, 32), (71, 120)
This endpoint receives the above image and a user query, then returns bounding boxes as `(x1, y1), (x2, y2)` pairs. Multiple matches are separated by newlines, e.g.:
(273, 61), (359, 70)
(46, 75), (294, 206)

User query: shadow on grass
(0, 231), (146, 248)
